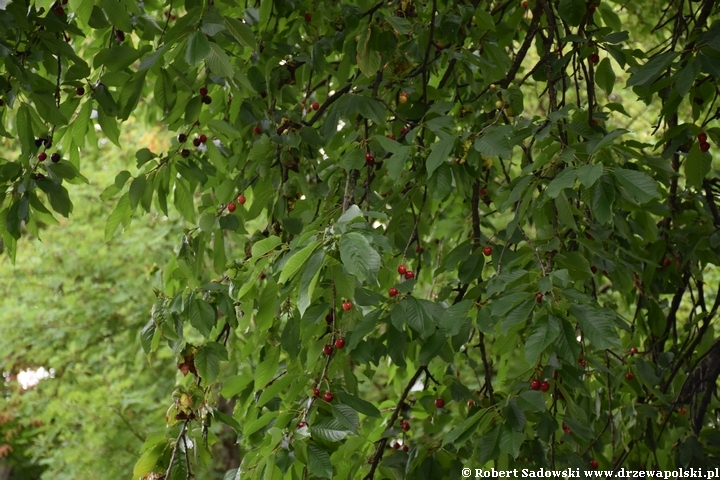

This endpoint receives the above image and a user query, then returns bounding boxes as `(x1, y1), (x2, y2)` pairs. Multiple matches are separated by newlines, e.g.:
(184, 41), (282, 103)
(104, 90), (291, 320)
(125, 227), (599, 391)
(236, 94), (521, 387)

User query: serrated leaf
(426, 135), (454, 177)
(627, 51), (678, 88)
(225, 17), (257, 50)
(558, 0), (585, 26)
(253, 348), (280, 390)
(503, 398), (526, 431)
(443, 408), (490, 447)
(524, 316), (561, 365)
(195, 342), (228, 383)
(185, 31), (211, 65)
(590, 173), (615, 224)
(438, 300), (473, 337)
(339, 232), (381, 284)
(307, 444), (333, 479)
(206, 43), (234, 78)
(279, 240), (319, 284)
(546, 168), (578, 198)
(571, 304), (621, 349)
(309, 418), (350, 442)
(684, 143), (711, 188)
(105, 192), (130, 240)
(332, 404), (359, 433)
(252, 235), (282, 258)
(336, 391), (381, 418)
(613, 168), (660, 203)
(595, 58), (616, 95)
(403, 297), (435, 339)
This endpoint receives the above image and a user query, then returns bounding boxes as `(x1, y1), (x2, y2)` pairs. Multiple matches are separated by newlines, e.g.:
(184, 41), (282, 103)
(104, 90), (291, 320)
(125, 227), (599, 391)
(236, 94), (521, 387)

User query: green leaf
(438, 300), (473, 337)
(225, 17), (257, 50)
(613, 168), (660, 203)
(309, 418), (350, 442)
(558, 0), (586, 26)
(474, 126), (512, 159)
(105, 192), (130, 240)
(626, 51), (679, 88)
(194, 342), (228, 383)
(589, 173), (615, 224)
(206, 43), (235, 78)
(279, 240), (319, 284)
(595, 58), (616, 95)
(99, 0), (133, 31)
(221, 374), (253, 398)
(253, 348), (280, 390)
(571, 304), (621, 349)
(336, 391), (381, 418)
(339, 232), (381, 284)
(684, 143), (711, 188)
(524, 316), (561, 365)
(356, 26), (381, 77)
(188, 298), (216, 336)
(133, 441), (165, 478)
(185, 31), (211, 65)
(128, 175), (147, 210)
(403, 297), (435, 339)
(443, 408), (491, 447)
(546, 168), (578, 198)
(307, 444), (333, 479)
(332, 404), (360, 433)
(503, 398), (526, 431)
(577, 164), (603, 187)
(426, 136), (455, 177)
(30, 93), (69, 126)
(252, 236), (282, 258)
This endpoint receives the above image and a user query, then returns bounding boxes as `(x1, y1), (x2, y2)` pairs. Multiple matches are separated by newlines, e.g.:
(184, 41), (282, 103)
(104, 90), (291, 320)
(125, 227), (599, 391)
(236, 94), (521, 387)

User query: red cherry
(50, 153), (61, 163)
(402, 444), (409, 452)
(181, 149), (190, 158)
(199, 86), (208, 96)
(663, 258), (672, 267)
(365, 152), (372, 161)
(202, 95), (212, 104)
(400, 126), (408, 135)
(253, 126), (262, 135)
(387, 134), (396, 140)
(592, 119), (599, 125)
(590, 459), (599, 470)
(312, 387), (320, 397)
(312, 101), (319, 111)
(227, 202), (236, 212)
(415, 245), (424, 253)
(342, 301), (352, 311)
(540, 381), (550, 392)
(76, 86), (85, 96)
(700, 142), (710, 152)
(536, 292), (543, 303)
(304, 13), (312, 21)
(323, 345), (333, 356)
(625, 372), (634, 381)
(115, 30), (125, 42)
(400, 420), (410, 431)
(435, 398), (445, 408)
(530, 380), (541, 390)
(238, 194), (246, 205)
(589, 53), (600, 64)
(679, 407), (687, 415)
(323, 391), (334, 402)
(334, 338), (345, 349)
(199, 134), (207, 143)
(366, 155), (375, 166)
(588, 5), (596, 14)
(630, 347), (638, 355)
(38, 152), (47, 161)
(698, 132), (707, 143)
(325, 313), (334, 324)
(483, 246), (493, 256)
(591, 266), (598, 274)
(178, 134), (187, 143)
(392, 442), (400, 449)
(193, 138), (201, 147)
(522, 0), (528, 9)
(398, 265), (407, 275)
(404, 271), (415, 280)
(54, 6), (64, 15)
(436, 42), (444, 51)
(298, 421), (307, 428)
(479, 187), (488, 196)
(389, 288), (399, 297)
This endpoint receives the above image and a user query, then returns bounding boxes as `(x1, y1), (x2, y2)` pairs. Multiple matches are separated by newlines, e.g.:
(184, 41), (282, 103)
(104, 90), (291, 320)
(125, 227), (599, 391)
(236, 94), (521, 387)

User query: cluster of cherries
(698, 132), (711, 153)
(388, 264), (415, 297)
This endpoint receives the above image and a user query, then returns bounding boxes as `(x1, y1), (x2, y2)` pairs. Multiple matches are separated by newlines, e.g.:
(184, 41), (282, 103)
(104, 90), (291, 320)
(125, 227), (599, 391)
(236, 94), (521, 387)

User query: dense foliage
(1, 0), (720, 478)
